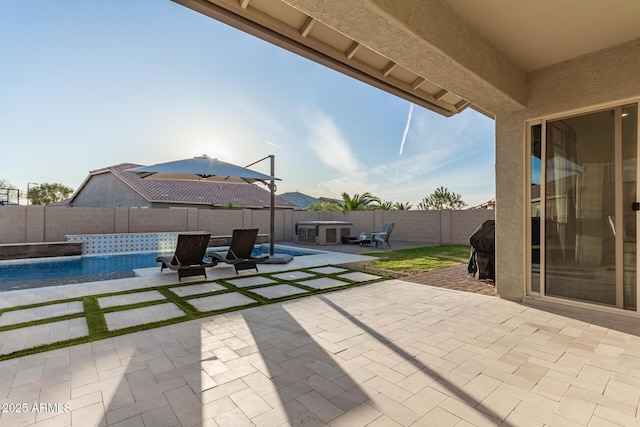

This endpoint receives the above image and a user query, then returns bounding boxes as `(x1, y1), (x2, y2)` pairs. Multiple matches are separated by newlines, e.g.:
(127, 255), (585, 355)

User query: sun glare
(190, 142), (236, 163)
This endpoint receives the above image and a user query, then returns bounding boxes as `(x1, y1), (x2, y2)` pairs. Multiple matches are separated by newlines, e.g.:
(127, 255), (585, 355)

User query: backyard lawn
(363, 245), (471, 275)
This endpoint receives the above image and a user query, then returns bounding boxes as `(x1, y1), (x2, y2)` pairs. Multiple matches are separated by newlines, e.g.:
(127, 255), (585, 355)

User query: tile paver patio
(1, 276), (640, 426)
(2, 244), (640, 427)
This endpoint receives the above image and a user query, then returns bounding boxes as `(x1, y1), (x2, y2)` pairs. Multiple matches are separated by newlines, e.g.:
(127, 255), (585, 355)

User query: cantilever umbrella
(128, 155), (278, 183)
(127, 155), (285, 260)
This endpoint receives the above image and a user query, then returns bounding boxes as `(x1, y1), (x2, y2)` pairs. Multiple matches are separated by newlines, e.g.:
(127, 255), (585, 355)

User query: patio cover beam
(281, 0), (528, 116)
(174, 0), (478, 117)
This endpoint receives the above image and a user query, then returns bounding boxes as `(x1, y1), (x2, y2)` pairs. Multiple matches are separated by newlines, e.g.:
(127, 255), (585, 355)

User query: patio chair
(157, 233), (216, 281)
(372, 222), (394, 248)
(207, 228), (269, 274)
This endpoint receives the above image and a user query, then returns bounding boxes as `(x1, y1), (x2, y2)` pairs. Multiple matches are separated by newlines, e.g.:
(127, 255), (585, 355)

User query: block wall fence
(0, 206), (494, 246)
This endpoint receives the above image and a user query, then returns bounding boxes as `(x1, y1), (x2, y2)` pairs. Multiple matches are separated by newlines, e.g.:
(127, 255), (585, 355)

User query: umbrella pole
(270, 155), (275, 257)
(244, 154), (277, 257)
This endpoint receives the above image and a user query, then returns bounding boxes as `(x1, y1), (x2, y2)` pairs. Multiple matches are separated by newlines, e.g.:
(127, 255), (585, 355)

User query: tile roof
(96, 163), (296, 209)
(278, 191), (321, 210)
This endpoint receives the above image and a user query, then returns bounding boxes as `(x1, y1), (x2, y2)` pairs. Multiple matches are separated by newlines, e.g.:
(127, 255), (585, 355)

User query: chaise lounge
(157, 233), (217, 281)
(207, 228), (269, 274)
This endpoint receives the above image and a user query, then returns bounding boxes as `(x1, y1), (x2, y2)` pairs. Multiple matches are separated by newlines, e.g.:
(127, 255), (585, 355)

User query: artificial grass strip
(157, 287), (200, 317)
(83, 296), (108, 336)
(0, 265), (391, 361)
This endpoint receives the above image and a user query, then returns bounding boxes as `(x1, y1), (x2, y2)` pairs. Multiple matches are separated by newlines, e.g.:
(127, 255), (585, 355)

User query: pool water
(0, 246), (318, 291)
(0, 252), (173, 291)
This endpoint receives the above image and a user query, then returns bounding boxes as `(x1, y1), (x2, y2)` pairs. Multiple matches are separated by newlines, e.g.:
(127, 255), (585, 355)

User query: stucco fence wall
(0, 206), (494, 246)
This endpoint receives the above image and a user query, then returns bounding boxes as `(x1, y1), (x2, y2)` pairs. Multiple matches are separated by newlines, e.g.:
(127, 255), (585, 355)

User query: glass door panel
(545, 110), (617, 305)
(531, 124), (542, 293)
(623, 105), (638, 309)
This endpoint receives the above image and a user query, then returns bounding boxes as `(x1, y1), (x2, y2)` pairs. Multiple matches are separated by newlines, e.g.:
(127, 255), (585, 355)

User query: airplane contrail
(264, 140), (282, 149)
(395, 103), (414, 179)
(399, 103), (414, 155)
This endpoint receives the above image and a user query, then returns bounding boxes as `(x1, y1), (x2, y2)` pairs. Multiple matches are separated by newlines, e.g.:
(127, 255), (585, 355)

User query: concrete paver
(0, 318), (88, 354)
(98, 290), (166, 309)
(169, 282), (226, 297)
(225, 277), (276, 288)
(308, 267), (349, 275)
(299, 278), (348, 290)
(271, 271), (316, 280)
(0, 301), (84, 326)
(188, 292), (257, 312)
(248, 284), (308, 299)
(338, 272), (384, 282)
(104, 303), (185, 331)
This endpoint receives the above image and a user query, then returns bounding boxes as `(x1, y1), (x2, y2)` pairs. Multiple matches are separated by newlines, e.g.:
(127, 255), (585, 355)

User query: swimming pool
(0, 246), (319, 291)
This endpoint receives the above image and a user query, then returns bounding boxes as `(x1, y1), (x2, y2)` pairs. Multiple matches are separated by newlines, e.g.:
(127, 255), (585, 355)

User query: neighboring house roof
(47, 198), (71, 207)
(71, 163), (296, 209)
(469, 198), (496, 210)
(278, 191), (321, 210)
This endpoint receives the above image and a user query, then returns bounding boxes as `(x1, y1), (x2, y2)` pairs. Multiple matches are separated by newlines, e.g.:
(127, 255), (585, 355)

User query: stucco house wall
(495, 38), (640, 301)
(72, 173), (150, 208)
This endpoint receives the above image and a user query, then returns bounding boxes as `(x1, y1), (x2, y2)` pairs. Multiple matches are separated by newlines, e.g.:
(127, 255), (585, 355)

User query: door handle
(633, 202), (640, 211)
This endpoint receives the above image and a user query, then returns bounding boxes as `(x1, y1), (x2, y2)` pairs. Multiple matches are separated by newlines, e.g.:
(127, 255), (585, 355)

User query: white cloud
(304, 110), (363, 172)
(237, 101), (293, 139)
(315, 171), (378, 198)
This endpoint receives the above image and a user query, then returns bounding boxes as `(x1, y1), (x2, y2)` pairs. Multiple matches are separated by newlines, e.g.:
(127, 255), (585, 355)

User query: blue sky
(0, 1), (495, 207)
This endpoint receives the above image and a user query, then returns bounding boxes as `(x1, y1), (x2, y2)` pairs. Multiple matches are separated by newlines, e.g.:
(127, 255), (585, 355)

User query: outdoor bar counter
(295, 220), (352, 245)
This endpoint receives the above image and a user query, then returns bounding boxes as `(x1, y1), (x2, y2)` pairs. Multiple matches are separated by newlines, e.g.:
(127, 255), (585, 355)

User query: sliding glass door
(529, 104), (638, 310)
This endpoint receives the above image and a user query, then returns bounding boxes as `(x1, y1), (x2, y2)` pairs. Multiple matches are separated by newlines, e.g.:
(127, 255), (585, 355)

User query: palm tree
(372, 200), (393, 210)
(341, 192), (380, 211)
(393, 202), (412, 210)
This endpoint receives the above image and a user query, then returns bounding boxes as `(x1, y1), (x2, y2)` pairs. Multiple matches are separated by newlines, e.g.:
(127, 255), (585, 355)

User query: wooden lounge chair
(207, 229), (269, 274)
(372, 222), (394, 248)
(157, 233), (216, 281)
